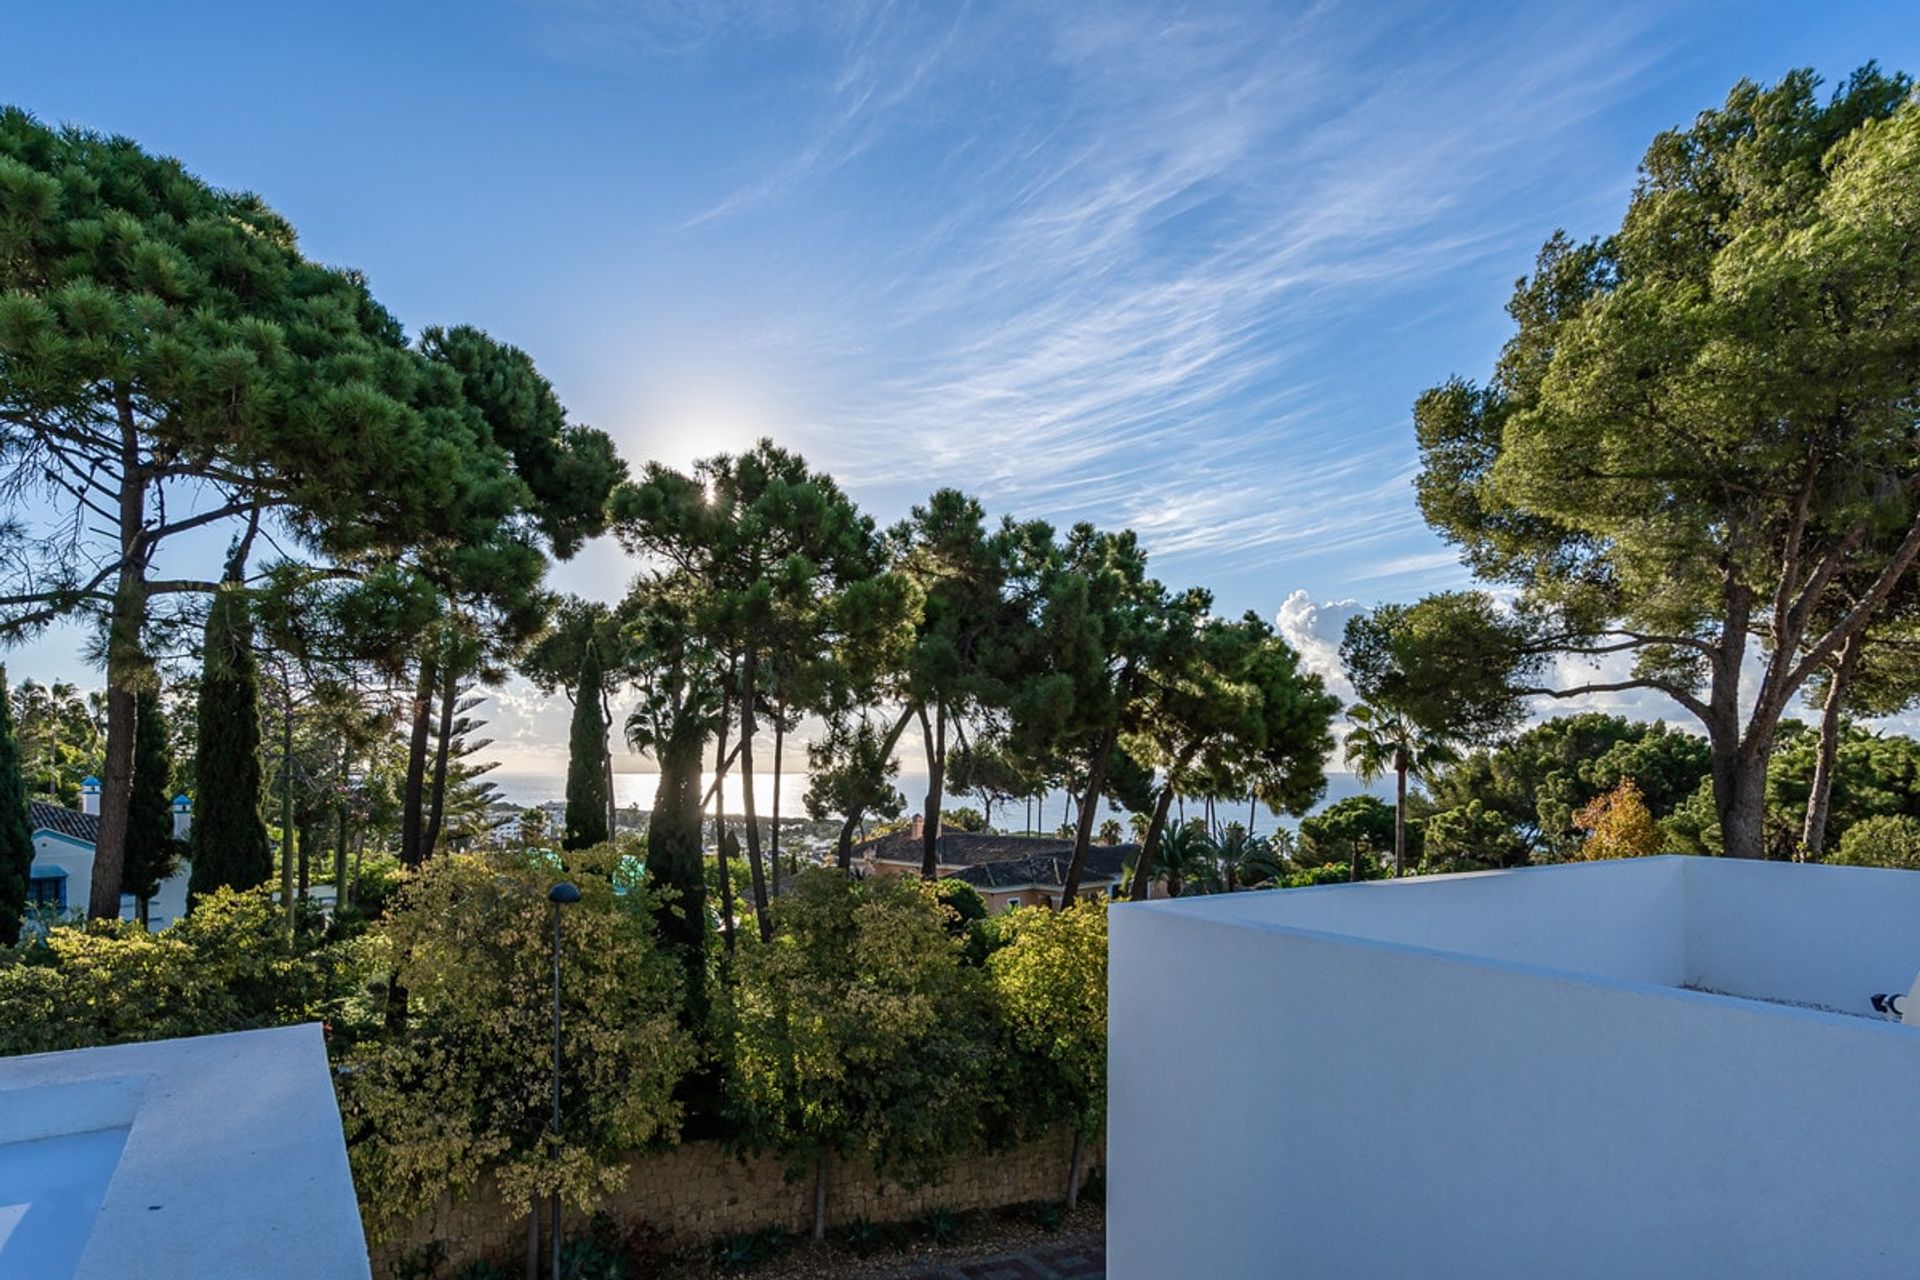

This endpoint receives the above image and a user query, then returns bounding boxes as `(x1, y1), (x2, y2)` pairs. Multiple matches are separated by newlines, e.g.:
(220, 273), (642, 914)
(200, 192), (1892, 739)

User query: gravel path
(893, 1232), (1105, 1278)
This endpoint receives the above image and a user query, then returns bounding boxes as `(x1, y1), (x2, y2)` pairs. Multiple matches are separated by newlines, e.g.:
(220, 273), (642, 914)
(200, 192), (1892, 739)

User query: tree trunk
(1058, 727), (1117, 907)
(770, 703), (784, 891)
(812, 1152), (829, 1242)
(399, 658), (436, 868)
(280, 688), (295, 932)
(297, 819), (311, 901)
(333, 743), (351, 905)
(1713, 740), (1773, 860)
(648, 722), (710, 1016)
(738, 651), (771, 941)
(919, 703), (946, 879)
(601, 686), (617, 840)
(421, 661), (458, 858)
(89, 409), (150, 920)
(526, 1195), (539, 1280)
(1706, 577), (1774, 859)
(713, 676), (736, 951)
(1393, 752), (1407, 878)
(1066, 1130), (1085, 1211)
(1127, 783), (1180, 901)
(1803, 635), (1861, 859)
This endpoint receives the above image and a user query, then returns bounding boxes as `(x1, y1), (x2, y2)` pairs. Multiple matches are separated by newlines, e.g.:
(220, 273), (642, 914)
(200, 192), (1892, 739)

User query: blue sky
(3, 1), (1915, 779)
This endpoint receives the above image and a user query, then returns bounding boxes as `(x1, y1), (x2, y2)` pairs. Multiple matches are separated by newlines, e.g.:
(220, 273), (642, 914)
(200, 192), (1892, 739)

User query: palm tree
(1342, 704), (1458, 878)
(1144, 818), (1210, 898)
(1194, 822), (1282, 893)
(11, 679), (92, 803)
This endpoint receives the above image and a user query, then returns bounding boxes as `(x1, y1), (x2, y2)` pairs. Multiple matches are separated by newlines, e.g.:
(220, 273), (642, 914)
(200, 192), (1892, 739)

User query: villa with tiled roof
(26, 779), (193, 926)
(851, 816), (1136, 912)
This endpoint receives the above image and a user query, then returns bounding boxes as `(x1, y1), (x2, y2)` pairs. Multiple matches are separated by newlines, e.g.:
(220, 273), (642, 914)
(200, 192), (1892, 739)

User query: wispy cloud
(603, 2), (1667, 575)
(517, 1), (1671, 596)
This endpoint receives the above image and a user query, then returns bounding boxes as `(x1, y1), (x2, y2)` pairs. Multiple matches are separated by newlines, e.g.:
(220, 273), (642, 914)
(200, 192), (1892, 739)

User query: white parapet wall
(1108, 857), (1920, 1280)
(0, 1023), (370, 1280)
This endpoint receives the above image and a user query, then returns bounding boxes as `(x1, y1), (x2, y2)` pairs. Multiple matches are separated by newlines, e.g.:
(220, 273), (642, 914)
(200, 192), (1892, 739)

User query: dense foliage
(563, 640), (611, 851)
(1409, 66), (1920, 859)
(341, 846), (694, 1240)
(188, 586), (272, 899)
(10, 66), (1920, 1267)
(1830, 815), (1920, 869)
(0, 888), (371, 1056)
(122, 685), (178, 910)
(723, 870), (996, 1194)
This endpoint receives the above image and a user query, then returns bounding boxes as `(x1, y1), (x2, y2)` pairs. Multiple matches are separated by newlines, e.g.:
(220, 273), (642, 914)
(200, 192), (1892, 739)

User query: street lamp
(546, 881), (581, 1280)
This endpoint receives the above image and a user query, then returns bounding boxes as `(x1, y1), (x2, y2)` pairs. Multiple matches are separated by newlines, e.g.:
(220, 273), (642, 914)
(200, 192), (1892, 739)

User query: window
(1006, 897), (1021, 910)
(28, 875), (65, 909)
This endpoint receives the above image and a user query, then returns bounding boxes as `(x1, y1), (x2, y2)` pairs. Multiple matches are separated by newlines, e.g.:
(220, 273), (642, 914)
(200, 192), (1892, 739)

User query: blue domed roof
(174, 794), (191, 806)
(82, 776), (101, 787)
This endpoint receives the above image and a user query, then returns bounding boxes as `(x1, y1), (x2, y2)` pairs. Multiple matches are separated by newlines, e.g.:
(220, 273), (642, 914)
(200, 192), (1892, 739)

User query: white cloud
(1274, 588), (1362, 707)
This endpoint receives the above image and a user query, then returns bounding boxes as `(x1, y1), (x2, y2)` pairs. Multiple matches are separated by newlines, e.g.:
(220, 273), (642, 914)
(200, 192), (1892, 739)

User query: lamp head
(548, 881), (583, 905)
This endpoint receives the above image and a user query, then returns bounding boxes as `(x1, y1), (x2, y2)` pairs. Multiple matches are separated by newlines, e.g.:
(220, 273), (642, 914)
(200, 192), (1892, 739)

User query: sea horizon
(485, 767), (1395, 835)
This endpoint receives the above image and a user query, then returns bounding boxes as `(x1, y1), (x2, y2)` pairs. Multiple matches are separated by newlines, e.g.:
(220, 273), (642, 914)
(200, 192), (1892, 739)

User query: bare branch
(1516, 678), (1711, 722)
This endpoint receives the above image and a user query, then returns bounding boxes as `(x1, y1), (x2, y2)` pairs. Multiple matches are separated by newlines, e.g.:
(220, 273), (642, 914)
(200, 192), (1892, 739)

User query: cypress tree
(123, 685), (178, 920)
(563, 641), (610, 851)
(0, 667), (33, 944)
(188, 587), (272, 900)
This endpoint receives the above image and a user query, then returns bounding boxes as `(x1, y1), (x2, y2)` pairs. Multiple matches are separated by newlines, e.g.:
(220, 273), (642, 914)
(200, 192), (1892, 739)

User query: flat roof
(0, 1024), (370, 1280)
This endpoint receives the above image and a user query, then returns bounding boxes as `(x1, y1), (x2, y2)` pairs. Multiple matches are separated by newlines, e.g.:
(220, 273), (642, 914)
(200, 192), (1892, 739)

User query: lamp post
(547, 881), (581, 1280)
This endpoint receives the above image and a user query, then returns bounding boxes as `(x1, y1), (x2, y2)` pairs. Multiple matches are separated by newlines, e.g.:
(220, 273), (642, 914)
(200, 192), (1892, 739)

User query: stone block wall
(373, 1129), (1102, 1273)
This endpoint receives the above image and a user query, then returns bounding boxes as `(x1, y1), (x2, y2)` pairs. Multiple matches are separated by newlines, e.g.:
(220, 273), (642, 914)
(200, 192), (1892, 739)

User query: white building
(0, 1024), (371, 1279)
(1109, 856), (1920, 1279)
(27, 779), (193, 929)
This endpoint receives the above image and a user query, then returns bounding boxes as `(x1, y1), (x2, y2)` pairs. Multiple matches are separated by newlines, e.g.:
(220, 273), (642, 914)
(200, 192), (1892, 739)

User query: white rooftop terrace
(1109, 856), (1920, 1279)
(0, 1024), (370, 1280)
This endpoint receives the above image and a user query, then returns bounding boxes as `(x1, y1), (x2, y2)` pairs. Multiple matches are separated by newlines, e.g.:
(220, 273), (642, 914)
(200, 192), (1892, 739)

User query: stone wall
(374, 1129), (1102, 1273)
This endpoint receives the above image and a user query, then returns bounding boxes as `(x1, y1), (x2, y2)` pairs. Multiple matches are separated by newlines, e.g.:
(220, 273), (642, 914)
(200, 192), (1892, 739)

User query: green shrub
(334, 850), (410, 931)
(1830, 814), (1920, 869)
(986, 901), (1106, 1147)
(1280, 862), (1374, 888)
(339, 847), (696, 1243)
(935, 879), (987, 929)
(0, 887), (375, 1057)
(723, 869), (994, 1189)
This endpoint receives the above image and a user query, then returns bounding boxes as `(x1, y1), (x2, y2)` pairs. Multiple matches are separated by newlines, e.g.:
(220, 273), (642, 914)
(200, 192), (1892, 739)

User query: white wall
(1683, 857), (1920, 1014)
(29, 832), (93, 914)
(0, 1025), (371, 1280)
(1110, 864), (1920, 1280)
(1168, 856), (1687, 986)
(133, 867), (191, 931)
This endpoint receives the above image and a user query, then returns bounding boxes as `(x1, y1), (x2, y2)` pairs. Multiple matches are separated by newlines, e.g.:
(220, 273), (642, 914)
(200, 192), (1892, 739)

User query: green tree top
(1411, 66), (1920, 858)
